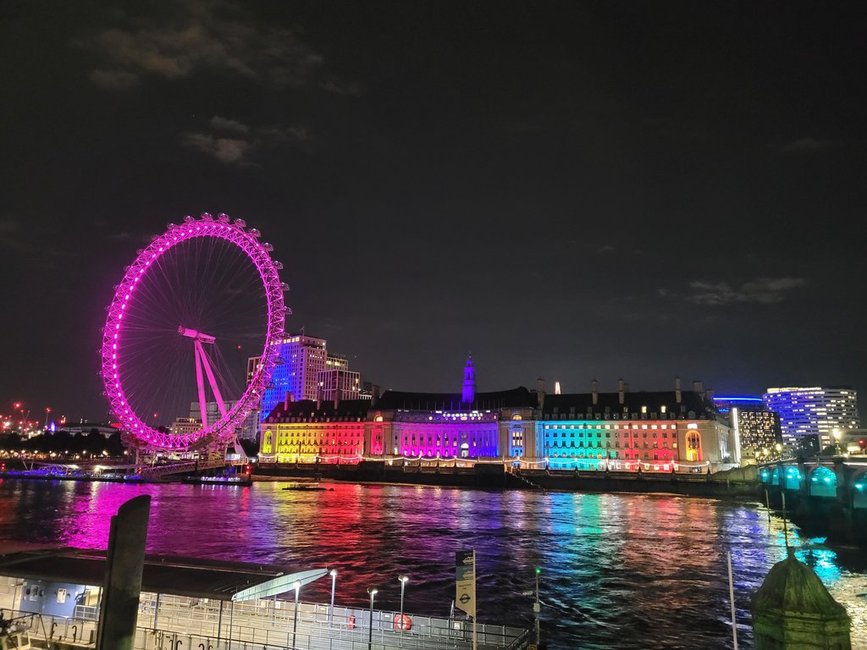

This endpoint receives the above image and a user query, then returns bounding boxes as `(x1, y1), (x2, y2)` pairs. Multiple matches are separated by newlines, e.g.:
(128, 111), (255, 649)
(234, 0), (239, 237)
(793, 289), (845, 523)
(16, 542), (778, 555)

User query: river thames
(0, 478), (865, 649)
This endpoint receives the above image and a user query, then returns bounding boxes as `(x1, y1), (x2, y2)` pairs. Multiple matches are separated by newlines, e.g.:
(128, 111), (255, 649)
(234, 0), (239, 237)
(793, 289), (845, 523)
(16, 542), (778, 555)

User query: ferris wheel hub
(178, 326), (216, 344)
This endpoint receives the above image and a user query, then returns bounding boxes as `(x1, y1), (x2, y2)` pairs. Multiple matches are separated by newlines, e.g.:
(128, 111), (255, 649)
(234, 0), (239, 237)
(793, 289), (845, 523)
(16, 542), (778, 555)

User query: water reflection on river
(0, 478), (864, 648)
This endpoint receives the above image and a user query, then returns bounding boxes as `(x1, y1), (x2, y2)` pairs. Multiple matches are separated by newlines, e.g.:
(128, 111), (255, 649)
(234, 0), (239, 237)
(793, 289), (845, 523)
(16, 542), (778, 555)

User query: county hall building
(258, 358), (735, 472)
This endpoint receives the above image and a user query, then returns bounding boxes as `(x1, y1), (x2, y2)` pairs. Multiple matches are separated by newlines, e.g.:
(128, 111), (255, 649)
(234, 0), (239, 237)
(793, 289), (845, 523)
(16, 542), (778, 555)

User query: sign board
(455, 549), (476, 618)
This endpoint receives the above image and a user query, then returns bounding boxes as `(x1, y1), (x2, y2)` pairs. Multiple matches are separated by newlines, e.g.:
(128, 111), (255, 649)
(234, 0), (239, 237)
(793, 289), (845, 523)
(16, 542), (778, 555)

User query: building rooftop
(542, 390), (718, 419)
(265, 399), (371, 422)
(0, 547), (287, 600)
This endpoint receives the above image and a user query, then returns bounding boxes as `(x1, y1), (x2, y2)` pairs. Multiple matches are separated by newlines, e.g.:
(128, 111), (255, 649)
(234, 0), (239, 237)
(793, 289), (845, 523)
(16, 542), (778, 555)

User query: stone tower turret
(461, 354), (476, 405)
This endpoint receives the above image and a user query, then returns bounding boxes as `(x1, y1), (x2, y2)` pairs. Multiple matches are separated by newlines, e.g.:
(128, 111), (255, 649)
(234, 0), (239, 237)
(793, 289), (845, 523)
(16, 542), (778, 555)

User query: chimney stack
(618, 378), (625, 405)
(592, 378), (599, 405)
(334, 387), (342, 410)
(675, 376), (682, 404)
(316, 383), (323, 410)
(536, 377), (546, 411)
(693, 380), (703, 394)
(284, 391), (294, 411)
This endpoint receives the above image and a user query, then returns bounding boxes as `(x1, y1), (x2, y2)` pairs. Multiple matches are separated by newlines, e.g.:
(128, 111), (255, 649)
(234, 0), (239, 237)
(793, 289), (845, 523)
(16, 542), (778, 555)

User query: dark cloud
(782, 137), (833, 153)
(85, 0), (323, 88)
(88, 69), (140, 90)
(182, 117), (310, 164)
(686, 278), (808, 306)
(209, 116), (250, 135)
(320, 79), (362, 96)
(181, 132), (252, 165)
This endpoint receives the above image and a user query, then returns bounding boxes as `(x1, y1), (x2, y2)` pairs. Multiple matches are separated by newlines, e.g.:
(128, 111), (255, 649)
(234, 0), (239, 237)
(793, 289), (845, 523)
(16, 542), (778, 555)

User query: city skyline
(2, 3), (866, 421)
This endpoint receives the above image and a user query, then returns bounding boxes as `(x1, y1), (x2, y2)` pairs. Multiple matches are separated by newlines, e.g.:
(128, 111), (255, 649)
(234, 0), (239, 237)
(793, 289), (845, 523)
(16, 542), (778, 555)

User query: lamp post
(329, 568), (338, 626)
(534, 566), (541, 646)
(292, 580), (301, 649)
(367, 587), (378, 650)
(398, 575), (409, 629)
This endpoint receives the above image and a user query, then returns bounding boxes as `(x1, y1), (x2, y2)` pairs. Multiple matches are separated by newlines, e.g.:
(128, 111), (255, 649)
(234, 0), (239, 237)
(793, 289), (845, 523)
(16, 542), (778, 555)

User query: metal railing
(0, 581), (528, 650)
(137, 594), (526, 649)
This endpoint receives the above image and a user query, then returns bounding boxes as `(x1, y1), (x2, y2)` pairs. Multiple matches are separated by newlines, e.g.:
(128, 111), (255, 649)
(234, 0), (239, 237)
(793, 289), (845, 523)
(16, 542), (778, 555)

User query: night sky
(2, 2), (866, 422)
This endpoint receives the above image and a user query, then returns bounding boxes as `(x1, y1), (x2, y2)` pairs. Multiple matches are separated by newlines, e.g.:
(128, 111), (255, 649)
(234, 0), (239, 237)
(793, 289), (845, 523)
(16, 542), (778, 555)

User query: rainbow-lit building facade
(368, 387), (537, 459)
(259, 397), (369, 463)
(536, 381), (733, 471)
(258, 362), (735, 470)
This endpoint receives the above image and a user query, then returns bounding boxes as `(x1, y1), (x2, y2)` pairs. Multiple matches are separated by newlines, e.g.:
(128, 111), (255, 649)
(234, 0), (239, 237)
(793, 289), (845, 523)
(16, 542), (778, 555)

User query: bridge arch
(809, 465), (837, 498)
(851, 469), (867, 510)
(783, 465), (803, 491)
(770, 466), (782, 486)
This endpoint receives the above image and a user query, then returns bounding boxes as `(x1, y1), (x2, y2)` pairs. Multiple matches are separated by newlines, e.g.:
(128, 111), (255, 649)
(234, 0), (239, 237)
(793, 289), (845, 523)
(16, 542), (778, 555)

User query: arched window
(685, 431), (702, 462)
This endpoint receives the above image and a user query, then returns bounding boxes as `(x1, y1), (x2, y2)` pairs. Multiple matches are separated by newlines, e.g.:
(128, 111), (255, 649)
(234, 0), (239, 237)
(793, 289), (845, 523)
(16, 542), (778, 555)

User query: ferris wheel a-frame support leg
(184, 328), (228, 430)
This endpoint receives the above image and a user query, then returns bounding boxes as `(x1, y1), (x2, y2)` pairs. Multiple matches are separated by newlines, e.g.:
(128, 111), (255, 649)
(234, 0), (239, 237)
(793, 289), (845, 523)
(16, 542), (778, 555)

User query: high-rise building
(189, 400), (260, 441)
(316, 368), (361, 402)
(325, 353), (349, 371)
(712, 396), (783, 463)
(171, 417), (201, 437)
(255, 333), (328, 420)
(763, 387), (860, 448)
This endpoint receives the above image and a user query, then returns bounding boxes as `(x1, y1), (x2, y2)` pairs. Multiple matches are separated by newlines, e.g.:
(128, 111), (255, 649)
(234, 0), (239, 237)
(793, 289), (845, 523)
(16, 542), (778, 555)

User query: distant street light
(292, 580), (302, 649)
(833, 428), (843, 454)
(367, 587), (378, 650)
(398, 575), (409, 630)
(329, 568), (338, 625)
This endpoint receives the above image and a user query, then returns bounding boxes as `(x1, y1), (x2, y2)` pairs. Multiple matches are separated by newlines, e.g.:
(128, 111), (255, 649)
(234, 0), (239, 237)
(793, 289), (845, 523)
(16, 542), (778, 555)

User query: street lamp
(398, 575), (409, 629)
(367, 587), (378, 650)
(533, 567), (541, 646)
(329, 568), (338, 625)
(292, 580), (301, 649)
(832, 428), (843, 454)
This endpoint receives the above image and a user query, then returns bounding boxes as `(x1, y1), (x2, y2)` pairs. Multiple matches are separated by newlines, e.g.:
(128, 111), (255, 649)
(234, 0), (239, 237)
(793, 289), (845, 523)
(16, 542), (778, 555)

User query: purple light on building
(462, 354), (476, 405)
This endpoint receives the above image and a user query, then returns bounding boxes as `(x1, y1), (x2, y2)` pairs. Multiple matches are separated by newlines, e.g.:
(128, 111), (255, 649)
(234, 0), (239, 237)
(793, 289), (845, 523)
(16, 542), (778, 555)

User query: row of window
(544, 423), (678, 430)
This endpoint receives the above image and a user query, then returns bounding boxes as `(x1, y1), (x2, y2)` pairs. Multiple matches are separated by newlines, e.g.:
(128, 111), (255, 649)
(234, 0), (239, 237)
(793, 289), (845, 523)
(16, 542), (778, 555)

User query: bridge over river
(758, 457), (867, 544)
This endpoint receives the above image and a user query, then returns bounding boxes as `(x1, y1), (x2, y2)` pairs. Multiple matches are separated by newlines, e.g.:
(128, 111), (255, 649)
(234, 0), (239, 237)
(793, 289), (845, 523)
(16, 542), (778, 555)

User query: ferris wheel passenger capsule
(218, 213), (230, 223)
(233, 218), (247, 228)
(281, 282), (290, 292)
(262, 242), (273, 252)
(248, 228), (261, 238)
(200, 213), (213, 221)
(273, 260), (283, 270)
(184, 215), (195, 223)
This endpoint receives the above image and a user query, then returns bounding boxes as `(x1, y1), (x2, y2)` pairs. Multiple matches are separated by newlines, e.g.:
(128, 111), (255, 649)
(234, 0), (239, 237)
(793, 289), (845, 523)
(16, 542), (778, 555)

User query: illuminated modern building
(189, 400), (260, 441)
(713, 396), (783, 463)
(763, 387), (860, 448)
(359, 381), (379, 402)
(171, 417), (201, 437)
(326, 353), (349, 371)
(255, 333), (328, 421)
(536, 379), (735, 471)
(316, 368), (361, 402)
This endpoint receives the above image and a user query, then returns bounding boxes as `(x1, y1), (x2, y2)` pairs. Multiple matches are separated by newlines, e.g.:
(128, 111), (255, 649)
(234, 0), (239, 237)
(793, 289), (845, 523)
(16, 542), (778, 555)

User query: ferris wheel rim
(100, 213), (286, 450)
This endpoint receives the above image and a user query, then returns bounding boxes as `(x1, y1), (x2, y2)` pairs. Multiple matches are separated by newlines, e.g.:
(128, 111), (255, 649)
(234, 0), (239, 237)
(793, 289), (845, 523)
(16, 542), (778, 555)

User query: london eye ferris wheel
(100, 213), (288, 451)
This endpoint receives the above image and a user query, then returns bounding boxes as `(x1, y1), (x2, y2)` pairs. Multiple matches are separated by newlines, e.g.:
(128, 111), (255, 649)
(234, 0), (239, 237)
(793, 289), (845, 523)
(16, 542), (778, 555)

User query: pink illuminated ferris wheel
(100, 213), (288, 451)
